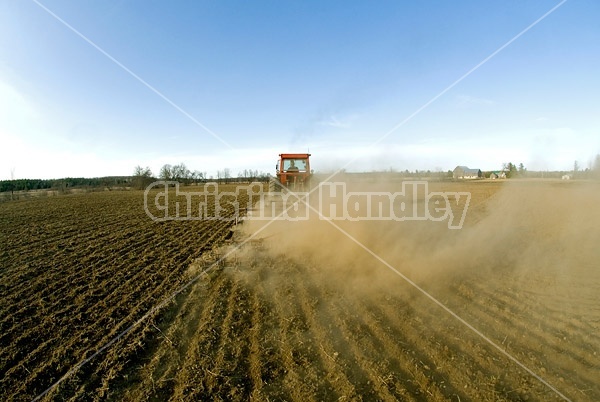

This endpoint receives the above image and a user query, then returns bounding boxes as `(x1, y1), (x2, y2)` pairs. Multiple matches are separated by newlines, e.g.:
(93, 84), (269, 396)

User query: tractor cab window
(284, 159), (307, 172)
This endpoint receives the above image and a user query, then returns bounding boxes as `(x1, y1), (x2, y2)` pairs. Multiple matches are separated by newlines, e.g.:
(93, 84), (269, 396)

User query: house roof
(454, 166), (480, 174)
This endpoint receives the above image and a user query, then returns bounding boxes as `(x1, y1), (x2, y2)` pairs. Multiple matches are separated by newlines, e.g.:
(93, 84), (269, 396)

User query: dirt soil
(1, 180), (599, 401)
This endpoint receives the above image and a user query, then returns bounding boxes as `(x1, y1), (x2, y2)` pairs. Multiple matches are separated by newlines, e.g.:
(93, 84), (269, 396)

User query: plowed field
(0, 186), (241, 401)
(1, 180), (599, 401)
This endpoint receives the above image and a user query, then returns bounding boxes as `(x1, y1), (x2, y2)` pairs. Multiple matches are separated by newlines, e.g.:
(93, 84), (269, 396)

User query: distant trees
(159, 163), (187, 182)
(499, 157), (600, 180)
(502, 162), (518, 178)
(237, 169), (269, 182)
(216, 168), (231, 183)
(0, 177), (129, 193)
(191, 170), (206, 182)
(159, 164), (173, 180)
(572, 160), (580, 179)
(495, 157), (600, 180)
(171, 163), (190, 182)
(134, 165), (152, 177)
(158, 163), (208, 184)
(501, 162), (527, 178)
(594, 154), (600, 179)
(0, 162), (275, 197)
(133, 166), (153, 189)
(153, 163), (270, 185)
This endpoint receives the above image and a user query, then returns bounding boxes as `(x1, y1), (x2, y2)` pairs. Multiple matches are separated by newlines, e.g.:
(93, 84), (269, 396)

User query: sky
(0, 0), (599, 180)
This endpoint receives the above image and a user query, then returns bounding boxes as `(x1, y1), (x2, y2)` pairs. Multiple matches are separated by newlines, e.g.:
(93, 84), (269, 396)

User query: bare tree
(171, 163), (191, 183)
(133, 165), (153, 189)
(159, 164), (173, 180)
(223, 168), (231, 183)
(192, 170), (205, 183)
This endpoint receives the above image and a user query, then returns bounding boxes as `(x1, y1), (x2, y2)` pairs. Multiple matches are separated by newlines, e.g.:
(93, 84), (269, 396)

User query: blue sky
(1, 0), (599, 179)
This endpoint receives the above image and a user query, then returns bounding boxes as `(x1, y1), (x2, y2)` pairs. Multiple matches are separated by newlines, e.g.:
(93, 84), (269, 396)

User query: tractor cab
(275, 153), (311, 191)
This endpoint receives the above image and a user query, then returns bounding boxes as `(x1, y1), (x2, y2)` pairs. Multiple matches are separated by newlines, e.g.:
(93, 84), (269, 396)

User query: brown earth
(0, 186), (242, 401)
(1, 180), (599, 401)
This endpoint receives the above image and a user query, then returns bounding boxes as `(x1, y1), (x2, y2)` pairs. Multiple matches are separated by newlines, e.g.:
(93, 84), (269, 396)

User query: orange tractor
(271, 153), (312, 192)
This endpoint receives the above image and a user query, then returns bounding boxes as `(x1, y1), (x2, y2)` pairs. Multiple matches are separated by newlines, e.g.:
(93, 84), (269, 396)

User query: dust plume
(230, 177), (600, 400)
(241, 178), (600, 299)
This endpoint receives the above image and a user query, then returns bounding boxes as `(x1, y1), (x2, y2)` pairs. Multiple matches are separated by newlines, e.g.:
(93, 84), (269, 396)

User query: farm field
(0, 185), (244, 401)
(1, 180), (599, 401)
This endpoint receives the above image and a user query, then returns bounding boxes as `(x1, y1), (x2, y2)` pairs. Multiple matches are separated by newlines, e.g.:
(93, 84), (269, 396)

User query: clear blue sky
(1, 0), (599, 179)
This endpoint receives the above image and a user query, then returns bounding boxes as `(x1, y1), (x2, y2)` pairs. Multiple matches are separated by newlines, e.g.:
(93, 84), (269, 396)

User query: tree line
(131, 163), (271, 189)
(0, 164), (271, 194)
(0, 177), (130, 193)
(497, 156), (600, 179)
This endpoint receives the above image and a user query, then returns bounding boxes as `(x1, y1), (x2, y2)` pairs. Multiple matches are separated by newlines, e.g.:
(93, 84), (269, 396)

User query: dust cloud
(240, 177), (600, 299)
(231, 177), (600, 400)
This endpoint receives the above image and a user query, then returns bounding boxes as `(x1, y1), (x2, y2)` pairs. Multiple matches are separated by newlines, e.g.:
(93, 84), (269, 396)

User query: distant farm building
(562, 174), (571, 180)
(489, 171), (507, 179)
(453, 166), (482, 179)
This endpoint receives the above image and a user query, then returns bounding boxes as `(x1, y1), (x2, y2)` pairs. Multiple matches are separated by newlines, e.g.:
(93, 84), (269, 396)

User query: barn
(453, 166), (482, 179)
